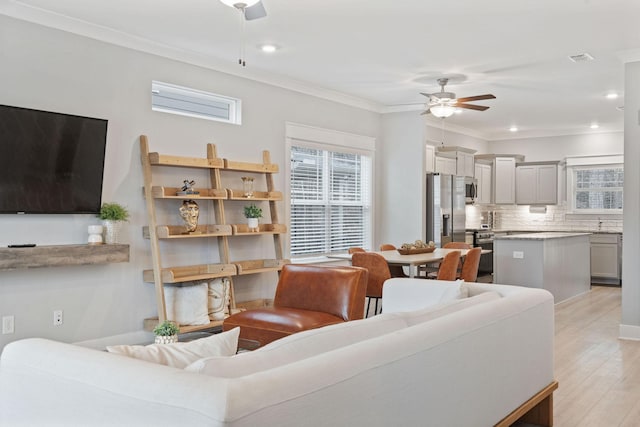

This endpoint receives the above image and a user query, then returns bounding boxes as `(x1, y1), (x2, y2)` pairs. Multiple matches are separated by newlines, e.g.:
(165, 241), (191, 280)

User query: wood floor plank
(552, 286), (640, 427)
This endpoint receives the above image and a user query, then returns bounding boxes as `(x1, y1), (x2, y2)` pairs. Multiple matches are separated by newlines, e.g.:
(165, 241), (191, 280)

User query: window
(151, 81), (241, 125)
(566, 156), (623, 213)
(289, 145), (372, 257)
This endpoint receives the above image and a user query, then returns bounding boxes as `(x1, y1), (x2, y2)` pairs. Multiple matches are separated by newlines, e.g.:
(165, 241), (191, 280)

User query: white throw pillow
(185, 314), (407, 378)
(106, 327), (240, 368)
(164, 282), (210, 326)
(382, 278), (469, 313)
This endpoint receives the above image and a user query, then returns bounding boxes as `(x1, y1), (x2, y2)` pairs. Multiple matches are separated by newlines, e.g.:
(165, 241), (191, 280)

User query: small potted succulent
(99, 202), (130, 244)
(244, 203), (263, 232)
(153, 320), (179, 344)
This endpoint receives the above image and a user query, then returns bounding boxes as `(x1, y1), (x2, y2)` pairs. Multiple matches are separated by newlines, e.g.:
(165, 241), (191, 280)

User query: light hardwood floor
(553, 286), (640, 427)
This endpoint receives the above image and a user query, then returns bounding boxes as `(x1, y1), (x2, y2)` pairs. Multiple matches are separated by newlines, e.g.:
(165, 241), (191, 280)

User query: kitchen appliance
(471, 225), (494, 275)
(426, 173), (466, 247)
(465, 177), (477, 204)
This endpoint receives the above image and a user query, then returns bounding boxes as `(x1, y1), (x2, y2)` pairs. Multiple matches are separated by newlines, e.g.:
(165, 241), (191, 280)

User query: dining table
(328, 248), (488, 278)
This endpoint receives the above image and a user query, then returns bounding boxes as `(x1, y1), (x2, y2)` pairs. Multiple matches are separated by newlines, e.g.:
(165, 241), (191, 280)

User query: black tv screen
(0, 105), (108, 214)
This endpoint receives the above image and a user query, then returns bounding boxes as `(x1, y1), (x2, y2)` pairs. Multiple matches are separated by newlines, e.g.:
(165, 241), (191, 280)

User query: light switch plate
(513, 251), (524, 259)
(2, 315), (15, 334)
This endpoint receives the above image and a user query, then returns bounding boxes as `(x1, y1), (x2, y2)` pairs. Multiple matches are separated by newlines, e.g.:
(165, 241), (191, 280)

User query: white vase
(87, 225), (104, 245)
(154, 335), (178, 344)
(247, 217), (259, 232)
(102, 220), (123, 244)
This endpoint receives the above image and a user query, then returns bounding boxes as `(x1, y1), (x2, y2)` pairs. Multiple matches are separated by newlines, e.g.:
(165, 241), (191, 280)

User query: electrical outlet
(53, 310), (63, 326)
(2, 315), (14, 334)
(513, 251), (524, 259)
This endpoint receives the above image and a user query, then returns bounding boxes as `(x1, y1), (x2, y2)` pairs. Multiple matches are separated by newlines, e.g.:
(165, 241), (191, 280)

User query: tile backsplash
(466, 204), (622, 233)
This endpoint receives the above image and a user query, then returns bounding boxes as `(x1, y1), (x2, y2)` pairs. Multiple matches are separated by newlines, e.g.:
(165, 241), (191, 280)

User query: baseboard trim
(73, 330), (154, 350)
(619, 324), (640, 341)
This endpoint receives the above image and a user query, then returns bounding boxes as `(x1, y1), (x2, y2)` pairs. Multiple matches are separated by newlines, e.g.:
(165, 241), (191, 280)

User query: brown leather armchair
(222, 264), (368, 348)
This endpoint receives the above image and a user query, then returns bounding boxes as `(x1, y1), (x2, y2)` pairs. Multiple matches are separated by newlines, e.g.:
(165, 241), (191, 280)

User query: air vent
(568, 53), (595, 63)
(617, 106), (625, 111)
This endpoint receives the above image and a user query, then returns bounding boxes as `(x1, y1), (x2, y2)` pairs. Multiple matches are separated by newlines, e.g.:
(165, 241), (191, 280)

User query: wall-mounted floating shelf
(0, 244), (130, 271)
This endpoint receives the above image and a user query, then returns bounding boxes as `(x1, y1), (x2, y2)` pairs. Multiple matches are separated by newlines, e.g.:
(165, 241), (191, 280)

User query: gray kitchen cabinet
(425, 144), (436, 173)
(590, 233), (622, 285)
(494, 157), (516, 204)
(435, 155), (457, 175)
(516, 162), (558, 205)
(474, 162), (492, 205)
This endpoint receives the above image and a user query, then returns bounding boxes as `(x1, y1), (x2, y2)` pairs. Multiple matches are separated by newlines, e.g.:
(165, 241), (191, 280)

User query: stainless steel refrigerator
(426, 173), (466, 247)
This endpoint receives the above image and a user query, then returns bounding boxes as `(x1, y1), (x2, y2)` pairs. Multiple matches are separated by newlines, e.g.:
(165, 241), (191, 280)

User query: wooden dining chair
(348, 247), (366, 254)
(351, 252), (391, 317)
(436, 251), (462, 281)
(379, 244), (409, 278)
(460, 247), (482, 282)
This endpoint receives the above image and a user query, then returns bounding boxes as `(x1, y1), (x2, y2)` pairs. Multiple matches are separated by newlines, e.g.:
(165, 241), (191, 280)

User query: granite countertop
(494, 232), (592, 241)
(492, 229), (622, 235)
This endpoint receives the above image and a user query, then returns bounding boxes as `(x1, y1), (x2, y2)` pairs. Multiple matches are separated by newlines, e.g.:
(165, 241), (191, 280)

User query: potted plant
(99, 202), (130, 244)
(244, 203), (262, 232)
(153, 320), (179, 344)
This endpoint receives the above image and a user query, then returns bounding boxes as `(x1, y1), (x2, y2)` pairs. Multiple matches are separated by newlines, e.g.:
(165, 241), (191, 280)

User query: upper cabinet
(515, 162), (558, 205)
(475, 154), (525, 205)
(435, 146), (476, 177)
(474, 162), (492, 205)
(425, 144), (436, 173)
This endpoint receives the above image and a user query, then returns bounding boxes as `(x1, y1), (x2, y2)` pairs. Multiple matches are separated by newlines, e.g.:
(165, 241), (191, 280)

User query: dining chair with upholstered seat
(459, 247), (482, 282)
(348, 247), (366, 254)
(379, 244), (409, 278)
(436, 251), (462, 281)
(351, 252), (392, 317)
(424, 242), (470, 279)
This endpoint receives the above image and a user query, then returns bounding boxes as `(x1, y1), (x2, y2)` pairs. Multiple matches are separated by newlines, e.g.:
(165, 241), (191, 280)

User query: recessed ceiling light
(509, 126), (518, 132)
(590, 123), (600, 129)
(568, 53), (594, 63)
(260, 44), (278, 53)
(606, 92), (619, 100)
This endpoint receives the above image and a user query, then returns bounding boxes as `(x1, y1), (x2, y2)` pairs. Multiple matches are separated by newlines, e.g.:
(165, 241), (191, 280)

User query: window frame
(151, 81), (242, 125)
(566, 155), (624, 214)
(285, 123), (375, 261)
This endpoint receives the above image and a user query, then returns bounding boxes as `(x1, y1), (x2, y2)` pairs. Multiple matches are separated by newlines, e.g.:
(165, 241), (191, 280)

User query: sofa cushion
(394, 291), (501, 326)
(382, 278), (469, 313)
(185, 313), (407, 378)
(164, 282), (210, 326)
(106, 327), (239, 368)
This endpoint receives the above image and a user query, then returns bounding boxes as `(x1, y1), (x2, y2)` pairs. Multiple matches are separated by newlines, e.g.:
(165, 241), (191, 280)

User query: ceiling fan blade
(420, 109), (432, 115)
(245, 1), (267, 20)
(454, 103), (490, 111)
(455, 94), (496, 103)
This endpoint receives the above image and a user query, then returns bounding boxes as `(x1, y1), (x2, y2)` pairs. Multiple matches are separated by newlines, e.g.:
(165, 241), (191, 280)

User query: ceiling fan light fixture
(220, 0), (260, 9)
(430, 104), (456, 118)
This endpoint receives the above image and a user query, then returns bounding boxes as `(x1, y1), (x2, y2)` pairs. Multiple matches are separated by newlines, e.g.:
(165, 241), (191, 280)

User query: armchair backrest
(274, 264), (368, 321)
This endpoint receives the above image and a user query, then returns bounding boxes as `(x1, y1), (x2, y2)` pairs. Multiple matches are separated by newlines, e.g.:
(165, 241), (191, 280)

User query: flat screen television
(0, 104), (108, 214)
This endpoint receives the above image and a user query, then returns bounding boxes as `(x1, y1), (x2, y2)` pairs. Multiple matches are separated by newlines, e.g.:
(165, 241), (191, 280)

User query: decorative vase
(247, 217), (259, 232)
(154, 335), (178, 345)
(241, 176), (254, 198)
(87, 225), (104, 245)
(102, 220), (123, 244)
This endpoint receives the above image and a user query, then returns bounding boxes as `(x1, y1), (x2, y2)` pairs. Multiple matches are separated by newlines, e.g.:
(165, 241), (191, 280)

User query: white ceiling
(3, 0), (640, 140)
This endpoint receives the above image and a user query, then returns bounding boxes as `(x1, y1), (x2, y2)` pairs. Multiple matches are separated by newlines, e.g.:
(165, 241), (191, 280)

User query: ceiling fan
(219, 0), (268, 66)
(420, 78), (495, 118)
(220, 0), (267, 20)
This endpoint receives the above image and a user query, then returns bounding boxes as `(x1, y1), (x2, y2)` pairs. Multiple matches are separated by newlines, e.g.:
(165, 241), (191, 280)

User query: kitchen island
(494, 232), (591, 303)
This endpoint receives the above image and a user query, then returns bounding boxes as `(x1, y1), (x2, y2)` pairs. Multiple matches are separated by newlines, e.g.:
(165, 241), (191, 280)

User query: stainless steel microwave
(465, 177), (477, 204)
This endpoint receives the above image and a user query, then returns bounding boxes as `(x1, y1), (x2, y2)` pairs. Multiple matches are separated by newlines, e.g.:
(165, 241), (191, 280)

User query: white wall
(0, 16), (381, 349)
(621, 60), (640, 337)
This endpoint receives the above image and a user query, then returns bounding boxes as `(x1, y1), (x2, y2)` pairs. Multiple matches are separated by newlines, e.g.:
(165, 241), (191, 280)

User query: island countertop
(494, 232), (592, 241)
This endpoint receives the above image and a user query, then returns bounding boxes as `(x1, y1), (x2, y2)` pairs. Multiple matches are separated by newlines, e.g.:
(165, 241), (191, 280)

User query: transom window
(289, 145), (372, 256)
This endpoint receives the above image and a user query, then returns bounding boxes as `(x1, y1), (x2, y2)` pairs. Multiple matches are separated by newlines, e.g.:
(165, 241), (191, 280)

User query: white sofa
(0, 281), (555, 427)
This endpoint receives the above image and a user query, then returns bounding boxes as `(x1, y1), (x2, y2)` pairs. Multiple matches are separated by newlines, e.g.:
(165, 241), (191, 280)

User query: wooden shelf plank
(234, 259), (290, 275)
(148, 152), (224, 169)
(231, 224), (287, 235)
(143, 224), (233, 239)
(143, 263), (237, 283)
(149, 186), (227, 199)
(0, 244), (129, 271)
(143, 318), (224, 333)
(223, 159), (279, 173)
(226, 189), (283, 201)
